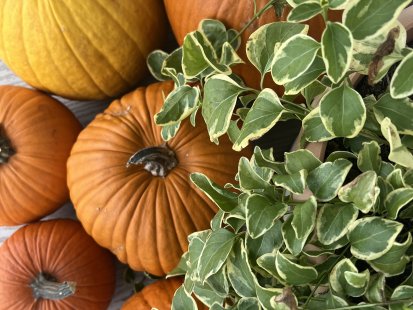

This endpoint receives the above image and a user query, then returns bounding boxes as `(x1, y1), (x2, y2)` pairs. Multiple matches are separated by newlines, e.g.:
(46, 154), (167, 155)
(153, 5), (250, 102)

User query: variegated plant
(147, 0), (413, 309)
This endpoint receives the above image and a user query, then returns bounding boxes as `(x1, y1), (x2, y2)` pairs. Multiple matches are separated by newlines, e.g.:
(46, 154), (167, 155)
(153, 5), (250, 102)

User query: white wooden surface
(0, 60), (143, 309)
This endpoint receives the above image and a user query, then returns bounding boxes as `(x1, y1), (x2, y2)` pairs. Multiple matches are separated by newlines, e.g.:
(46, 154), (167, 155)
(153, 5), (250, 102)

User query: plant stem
(229, 0), (280, 45)
(30, 273), (76, 300)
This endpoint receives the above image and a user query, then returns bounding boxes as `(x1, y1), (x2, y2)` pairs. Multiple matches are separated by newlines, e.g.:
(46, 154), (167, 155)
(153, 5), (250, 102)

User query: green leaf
(202, 75), (246, 142)
(190, 173), (238, 212)
(161, 122), (180, 141)
(251, 149), (274, 182)
(246, 194), (288, 239)
(365, 273), (386, 303)
(328, 0), (349, 9)
(357, 141), (382, 173)
(272, 170), (307, 194)
(285, 149), (322, 174)
(343, 0), (411, 40)
(220, 42), (244, 67)
(253, 146), (287, 175)
(326, 292), (348, 308)
(284, 56), (325, 95)
(329, 258), (358, 294)
(390, 51), (413, 98)
(227, 239), (257, 298)
(338, 171), (380, 213)
(317, 203), (359, 245)
(198, 19), (227, 57)
(271, 287), (298, 310)
(182, 31), (229, 79)
(291, 196), (317, 240)
(238, 157), (271, 191)
(386, 169), (406, 189)
(206, 264), (229, 298)
(302, 80), (327, 104)
(155, 86), (199, 125)
(307, 159), (353, 201)
(234, 88), (286, 151)
(344, 269), (370, 297)
(385, 188), (413, 219)
(276, 252), (318, 285)
(197, 228), (236, 282)
(246, 22), (307, 78)
(319, 83), (366, 138)
(321, 22), (353, 83)
(380, 117), (413, 169)
(271, 34), (320, 84)
(162, 47), (183, 80)
(282, 217), (307, 256)
(237, 298), (260, 309)
(193, 281), (225, 307)
(287, 2), (322, 22)
(390, 285), (413, 310)
(302, 107), (334, 142)
(255, 284), (283, 310)
(246, 221), (283, 263)
(172, 286), (197, 310)
(257, 252), (283, 281)
(368, 233), (412, 276)
(147, 50), (170, 81)
(374, 93), (413, 135)
(348, 217), (403, 260)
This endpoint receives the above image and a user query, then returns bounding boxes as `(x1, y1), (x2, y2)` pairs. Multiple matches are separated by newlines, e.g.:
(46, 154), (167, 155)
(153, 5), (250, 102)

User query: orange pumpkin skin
(122, 277), (208, 310)
(0, 86), (82, 225)
(163, 0), (342, 91)
(67, 81), (250, 276)
(0, 219), (116, 310)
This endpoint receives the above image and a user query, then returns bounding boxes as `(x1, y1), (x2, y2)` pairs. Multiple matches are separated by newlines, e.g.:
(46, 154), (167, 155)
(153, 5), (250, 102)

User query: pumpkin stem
(0, 127), (14, 164)
(126, 144), (178, 177)
(30, 273), (76, 300)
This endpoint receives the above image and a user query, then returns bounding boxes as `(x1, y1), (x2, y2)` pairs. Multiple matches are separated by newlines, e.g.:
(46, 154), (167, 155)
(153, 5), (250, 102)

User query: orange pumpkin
(67, 81), (250, 276)
(163, 0), (342, 91)
(0, 0), (167, 100)
(122, 277), (207, 310)
(0, 86), (82, 225)
(0, 219), (116, 309)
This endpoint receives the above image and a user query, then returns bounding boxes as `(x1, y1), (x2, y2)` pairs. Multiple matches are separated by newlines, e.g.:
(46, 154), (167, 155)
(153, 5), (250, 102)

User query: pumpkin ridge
(47, 0), (112, 97)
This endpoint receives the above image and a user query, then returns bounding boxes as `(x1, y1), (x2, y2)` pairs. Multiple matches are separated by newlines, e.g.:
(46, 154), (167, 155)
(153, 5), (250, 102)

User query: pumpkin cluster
(0, 0), (337, 308)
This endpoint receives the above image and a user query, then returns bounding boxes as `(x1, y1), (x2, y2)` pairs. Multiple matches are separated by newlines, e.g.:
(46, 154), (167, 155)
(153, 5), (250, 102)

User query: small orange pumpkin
(121, 277), (207, 310)
(67, 81), (250, 276)
(0, 85), (82, 225)
(0, 219), (116, 309)
(163, 0), (342, 91)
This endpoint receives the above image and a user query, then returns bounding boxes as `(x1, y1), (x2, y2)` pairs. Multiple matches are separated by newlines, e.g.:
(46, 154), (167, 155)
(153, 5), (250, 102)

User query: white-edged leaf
(161, 122), (180, 141)
(238, 157), (271, 191)
(237, 298), (260, 309)
(246, 194), (288, 239)
(234, 88), (286, 151)
(338, 171), (380, 213)
(147, 50), (170, 81)
(319, 83), (366, 138)
(172, 286), (197, 310)
(271, 34), (320, 84)
(317, 203), (359, 245)
(197, 228), (236, 282)
(190, 173), (238, 212)
(357, 141), (382, 173)
(390, 285), (413, 310)
(155, 86), (199, 125)
(307, 159), (353, 201)
(276, 252), (318, 285)
(202, 75), (246, 142)
(365, 274), (386, 303)
(272, 170), (307, 194)
(329, 258), (358, 294)
(321, 22), (353, 83)
(374, 93), (413, 135)
(253, 146), (287, 175)
(291, 196), (317, 239)
(302, 80), (327, 104)
(343, 0), (411, 40)
(282, 217), (307, 256)
(380, 117), (413, 169)
(390, 51), (413, 99)
(329, 0), (349, 9)
(285, 149), (322, 174)
(343, 270), (370, 297)
(348, 217), (403, 260)
(385, 188), (413, 219)
(302, 107), (334, 142)
(287, 1), (322, 22)
(247, 22), (307, 77)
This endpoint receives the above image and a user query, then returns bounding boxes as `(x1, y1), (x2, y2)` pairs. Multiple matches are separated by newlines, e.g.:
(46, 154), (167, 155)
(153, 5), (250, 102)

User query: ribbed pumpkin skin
(67, 81), (249, 276)
(0, 0), (167, 100)
(0, 86), (82, 225)
(122, 277), (208, 310)
(121, 278), (183, 310)
(163, 0), (341, 90)
(0, 219), (116, 310)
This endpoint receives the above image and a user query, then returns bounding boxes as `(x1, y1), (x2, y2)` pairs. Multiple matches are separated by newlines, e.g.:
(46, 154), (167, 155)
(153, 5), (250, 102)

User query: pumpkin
(122, 277), (207, 310)
(163, 0), (342, 91)
(0, 0), (167, 100)
(0, 85), (82, 226)
(0, 219), (116, 309)
(67, 81), (250, 276)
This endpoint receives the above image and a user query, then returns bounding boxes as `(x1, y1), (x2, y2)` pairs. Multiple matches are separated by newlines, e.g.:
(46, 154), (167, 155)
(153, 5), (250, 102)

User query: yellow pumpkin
(0, 0), (167, 100)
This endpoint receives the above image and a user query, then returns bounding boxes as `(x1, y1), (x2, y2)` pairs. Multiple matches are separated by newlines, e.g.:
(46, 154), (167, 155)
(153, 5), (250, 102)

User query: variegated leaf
(287, 1), (322, 22)
(390, 51), (413, 99)
(285, 149), (322, 174)
(291, 196), (317, 240)
(385, 188), (413, 219)
(276, 252), (318, 285)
